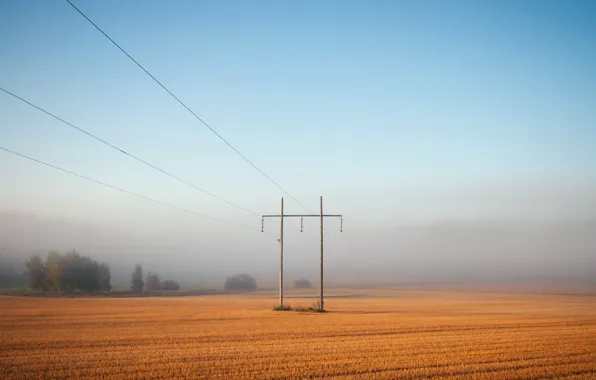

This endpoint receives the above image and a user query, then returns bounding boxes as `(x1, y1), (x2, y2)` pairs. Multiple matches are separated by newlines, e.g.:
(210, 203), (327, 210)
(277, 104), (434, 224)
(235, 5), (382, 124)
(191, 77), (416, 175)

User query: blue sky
(1, 0), (596, 257)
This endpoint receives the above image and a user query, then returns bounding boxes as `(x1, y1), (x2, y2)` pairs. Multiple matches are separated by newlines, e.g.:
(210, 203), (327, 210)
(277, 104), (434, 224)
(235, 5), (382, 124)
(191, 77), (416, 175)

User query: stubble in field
(1, 290), (595, 379)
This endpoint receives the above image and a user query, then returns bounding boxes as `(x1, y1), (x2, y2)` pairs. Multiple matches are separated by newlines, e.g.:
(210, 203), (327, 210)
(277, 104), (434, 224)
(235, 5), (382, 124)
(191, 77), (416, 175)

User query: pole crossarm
(263, 197), (343, 312)
(262, 214), (342, 218)
(262, 213), (343, 233)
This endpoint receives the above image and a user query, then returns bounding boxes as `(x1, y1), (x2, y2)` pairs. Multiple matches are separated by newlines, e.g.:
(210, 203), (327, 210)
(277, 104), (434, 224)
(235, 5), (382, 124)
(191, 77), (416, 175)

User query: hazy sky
(1, 1), (595, 283)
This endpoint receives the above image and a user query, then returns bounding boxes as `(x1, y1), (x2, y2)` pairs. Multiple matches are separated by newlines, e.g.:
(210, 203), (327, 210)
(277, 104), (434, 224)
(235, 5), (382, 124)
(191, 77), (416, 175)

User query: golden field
(1, 289), (595, 379)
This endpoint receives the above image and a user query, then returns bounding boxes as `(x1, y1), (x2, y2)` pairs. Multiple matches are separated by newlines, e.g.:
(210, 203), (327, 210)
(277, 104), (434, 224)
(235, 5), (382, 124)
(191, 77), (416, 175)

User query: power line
(65, 0), (315, 215)
(0, 87), (260, 217)
(0, 145), (255, 230)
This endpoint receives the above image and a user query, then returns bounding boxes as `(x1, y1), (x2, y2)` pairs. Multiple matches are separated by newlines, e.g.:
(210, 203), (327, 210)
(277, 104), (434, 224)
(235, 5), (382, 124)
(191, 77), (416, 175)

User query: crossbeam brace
(262, 197), (343, 311)
(262, 214), (342, 218)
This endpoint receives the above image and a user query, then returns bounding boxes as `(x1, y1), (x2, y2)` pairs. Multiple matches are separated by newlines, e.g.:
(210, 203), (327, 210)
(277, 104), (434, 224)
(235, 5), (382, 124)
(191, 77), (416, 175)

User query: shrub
(272, 304), (293, 311)
(224, 274), (257, 291)
(161, 280), (180, 291)
(145, 272), (162, 292)
(295, 279), (313, 289)
(312, 300), (326, 312)
(273, 302), (327, 313)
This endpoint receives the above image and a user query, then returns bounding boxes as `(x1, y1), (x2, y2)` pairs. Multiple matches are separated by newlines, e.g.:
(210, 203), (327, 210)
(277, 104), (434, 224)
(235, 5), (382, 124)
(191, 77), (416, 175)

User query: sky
(1, 1), (595, 285)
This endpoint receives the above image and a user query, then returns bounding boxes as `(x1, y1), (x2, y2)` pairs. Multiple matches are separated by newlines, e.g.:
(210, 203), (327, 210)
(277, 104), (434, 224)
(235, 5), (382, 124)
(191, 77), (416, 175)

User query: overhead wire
(64, 0), (316, 215)
(0, 145), (262, 231)
(0, 87), (263, 218)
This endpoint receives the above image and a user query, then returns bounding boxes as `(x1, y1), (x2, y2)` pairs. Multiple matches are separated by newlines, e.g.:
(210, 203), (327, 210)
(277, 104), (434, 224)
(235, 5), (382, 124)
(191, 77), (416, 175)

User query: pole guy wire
(0, 87), (261, 217)
(65, 0), (316, 215)
(0, 145), (255, 230)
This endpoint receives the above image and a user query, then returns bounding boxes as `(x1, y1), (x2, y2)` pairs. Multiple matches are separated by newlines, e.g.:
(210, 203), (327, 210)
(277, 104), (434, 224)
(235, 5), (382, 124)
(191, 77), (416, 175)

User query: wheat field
(1, 289), (595, 379)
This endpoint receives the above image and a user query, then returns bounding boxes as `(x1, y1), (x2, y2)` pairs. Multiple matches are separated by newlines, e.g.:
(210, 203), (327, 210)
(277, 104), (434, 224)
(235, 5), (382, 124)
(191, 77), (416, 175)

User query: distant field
(1, 289), (595, 379)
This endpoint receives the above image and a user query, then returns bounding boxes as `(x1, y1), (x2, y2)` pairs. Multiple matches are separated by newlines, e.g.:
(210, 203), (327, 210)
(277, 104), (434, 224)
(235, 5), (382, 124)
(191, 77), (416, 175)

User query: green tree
(24, 254), (45, 290)
(24, 251), (111, 292)
(131, 264), (144, 293)
(44, 251), (62, 291)
(98, 263), (111, 291)
(59, 251), (92, 292)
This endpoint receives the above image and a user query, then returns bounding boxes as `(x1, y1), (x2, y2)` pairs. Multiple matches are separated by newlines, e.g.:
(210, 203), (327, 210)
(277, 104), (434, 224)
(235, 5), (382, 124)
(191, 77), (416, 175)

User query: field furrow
(1, 290), (595, 379)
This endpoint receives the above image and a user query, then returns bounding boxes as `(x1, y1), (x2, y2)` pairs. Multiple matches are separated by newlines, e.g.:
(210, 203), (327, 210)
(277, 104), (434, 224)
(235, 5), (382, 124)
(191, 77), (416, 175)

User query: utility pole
(279, 197), (284, 308)
(263, 196), (342, 311)
(320, 196), (324, 311)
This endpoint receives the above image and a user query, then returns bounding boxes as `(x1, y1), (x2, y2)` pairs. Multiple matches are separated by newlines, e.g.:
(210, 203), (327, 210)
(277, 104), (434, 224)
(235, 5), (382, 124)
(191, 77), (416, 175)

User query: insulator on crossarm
(261, 218), (264, 232)
(300, 216), (304, 232)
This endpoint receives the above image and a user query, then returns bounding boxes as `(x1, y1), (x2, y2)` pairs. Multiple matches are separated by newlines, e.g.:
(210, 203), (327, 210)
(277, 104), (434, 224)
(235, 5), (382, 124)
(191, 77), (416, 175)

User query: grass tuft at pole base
(272, 301), (327, 313)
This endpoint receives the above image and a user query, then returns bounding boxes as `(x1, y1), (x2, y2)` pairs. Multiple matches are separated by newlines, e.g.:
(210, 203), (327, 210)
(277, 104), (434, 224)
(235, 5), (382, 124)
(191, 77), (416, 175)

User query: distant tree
(161, 280), (180, 291)
(56, 251), (97, 292)
(23, 251), (110, 292)
(224, 274), (257, 291)
(25, 254), (45, 290)
(295, 279), (312, 289)
(145, 271), (162, 292)
(131, 264), (144, 293)
(45, 251), (62, 291)
(98, 263), (111, 291)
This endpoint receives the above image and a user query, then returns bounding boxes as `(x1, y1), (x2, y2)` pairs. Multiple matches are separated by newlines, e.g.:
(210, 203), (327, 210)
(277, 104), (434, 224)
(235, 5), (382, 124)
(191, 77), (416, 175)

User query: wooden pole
(261, 197), (341, 312)
(279, 197), (284, 308)
(320, 196), (324, 311)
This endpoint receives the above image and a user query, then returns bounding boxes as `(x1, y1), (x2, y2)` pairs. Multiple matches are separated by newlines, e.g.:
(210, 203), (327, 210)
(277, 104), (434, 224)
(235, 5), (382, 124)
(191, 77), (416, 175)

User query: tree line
(130, 264), (180, 293)
(2, 250), (314, 293)
(25, 250), (111, 292)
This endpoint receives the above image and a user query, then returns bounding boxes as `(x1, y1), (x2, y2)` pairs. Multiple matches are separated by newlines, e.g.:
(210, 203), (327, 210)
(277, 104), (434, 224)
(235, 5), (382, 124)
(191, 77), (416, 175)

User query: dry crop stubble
(1, 290), (595, 378)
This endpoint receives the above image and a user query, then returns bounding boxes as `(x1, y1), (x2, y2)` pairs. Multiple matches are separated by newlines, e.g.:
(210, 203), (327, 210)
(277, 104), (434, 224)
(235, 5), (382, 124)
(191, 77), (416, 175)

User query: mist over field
(1, 0), (596, 293)
(2, 0), (596, 377)
(2, 208), (594, 290)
